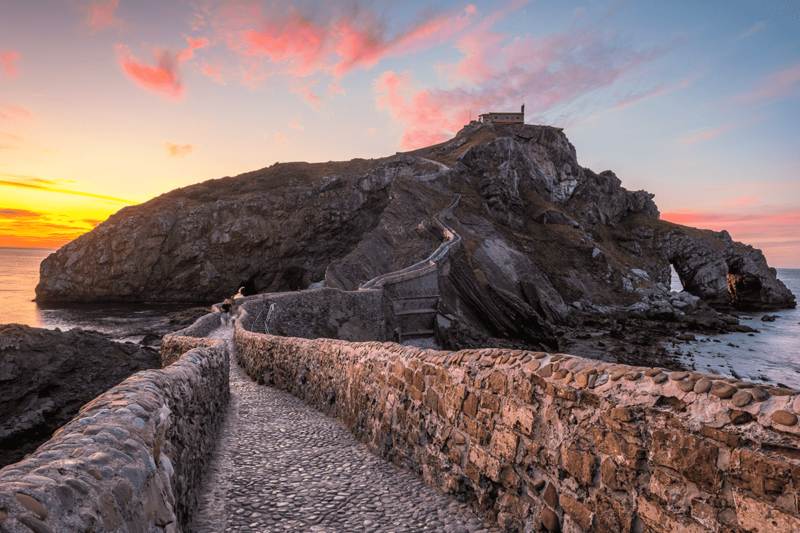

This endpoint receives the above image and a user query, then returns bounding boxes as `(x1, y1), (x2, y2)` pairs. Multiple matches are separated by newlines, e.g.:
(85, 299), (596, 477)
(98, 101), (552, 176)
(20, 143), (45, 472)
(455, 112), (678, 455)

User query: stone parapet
(234, 318), (800, 532)
(170, 309), (221, 339)
(0, 333), (228, 532)
(238, 288), (385, 341)
(161, 336), (219, 368)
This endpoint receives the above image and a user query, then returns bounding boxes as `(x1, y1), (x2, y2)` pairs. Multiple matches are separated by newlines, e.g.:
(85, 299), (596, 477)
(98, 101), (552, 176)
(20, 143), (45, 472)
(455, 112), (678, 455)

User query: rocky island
(34, 122), (795, 362)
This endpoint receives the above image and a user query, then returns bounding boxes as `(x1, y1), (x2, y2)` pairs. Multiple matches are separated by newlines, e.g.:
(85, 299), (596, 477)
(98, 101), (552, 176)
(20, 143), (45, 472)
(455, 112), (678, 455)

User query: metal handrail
(264, 303), (275, 335)
(360, 194), (461, 290)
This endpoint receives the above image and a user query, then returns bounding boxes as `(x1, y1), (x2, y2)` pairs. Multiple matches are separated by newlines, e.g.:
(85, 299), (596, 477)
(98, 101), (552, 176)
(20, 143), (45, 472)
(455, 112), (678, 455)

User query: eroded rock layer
(35, 122), (795, 349)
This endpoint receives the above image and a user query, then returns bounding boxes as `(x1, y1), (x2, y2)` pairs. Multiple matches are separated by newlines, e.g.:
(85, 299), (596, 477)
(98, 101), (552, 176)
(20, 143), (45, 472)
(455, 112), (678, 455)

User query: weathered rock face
(0, 324), (160, 468)
(36, 122), (795, 351)
(661, 229), (795, 310)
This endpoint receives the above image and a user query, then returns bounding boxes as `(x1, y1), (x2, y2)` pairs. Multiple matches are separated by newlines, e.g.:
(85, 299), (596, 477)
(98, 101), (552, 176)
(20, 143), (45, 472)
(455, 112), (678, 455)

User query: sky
(1, 0), (798, 268)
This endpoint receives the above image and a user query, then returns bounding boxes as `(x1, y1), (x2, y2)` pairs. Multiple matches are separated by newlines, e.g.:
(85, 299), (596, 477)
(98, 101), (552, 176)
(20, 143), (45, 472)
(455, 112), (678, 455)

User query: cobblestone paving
(192, 327), (501, 533)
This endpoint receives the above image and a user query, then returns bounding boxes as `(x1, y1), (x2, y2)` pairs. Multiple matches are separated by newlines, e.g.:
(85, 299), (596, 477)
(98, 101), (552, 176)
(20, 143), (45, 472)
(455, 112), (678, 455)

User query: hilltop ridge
(35, 121), (795, 354)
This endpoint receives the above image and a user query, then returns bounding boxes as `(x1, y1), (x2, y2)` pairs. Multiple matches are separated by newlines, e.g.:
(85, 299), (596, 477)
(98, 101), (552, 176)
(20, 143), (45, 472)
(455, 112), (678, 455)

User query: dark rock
(0, 324), (160, 468)
(33, 121), (794, 358)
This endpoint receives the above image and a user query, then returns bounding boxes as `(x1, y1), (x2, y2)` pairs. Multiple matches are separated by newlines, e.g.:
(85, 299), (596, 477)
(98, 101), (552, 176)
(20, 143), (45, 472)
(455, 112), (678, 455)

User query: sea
(0, 247), (197, 343)
(1, 246), (799, 388)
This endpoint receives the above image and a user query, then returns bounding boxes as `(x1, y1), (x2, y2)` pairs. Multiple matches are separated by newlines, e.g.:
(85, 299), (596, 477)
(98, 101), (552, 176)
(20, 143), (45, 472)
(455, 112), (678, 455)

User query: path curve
(192, 326), (500, 533)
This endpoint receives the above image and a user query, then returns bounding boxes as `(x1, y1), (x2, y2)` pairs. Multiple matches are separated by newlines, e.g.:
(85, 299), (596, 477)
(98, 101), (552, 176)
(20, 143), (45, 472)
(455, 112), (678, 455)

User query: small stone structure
(0, 325), (228, 532)
(235, 305), (800, 533)
(479, 105), (525, 124)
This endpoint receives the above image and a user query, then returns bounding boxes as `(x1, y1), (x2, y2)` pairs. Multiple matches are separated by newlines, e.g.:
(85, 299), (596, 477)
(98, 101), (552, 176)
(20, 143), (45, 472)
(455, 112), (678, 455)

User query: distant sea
(0, 247), (197, 343)
(1, 247), (798, 387)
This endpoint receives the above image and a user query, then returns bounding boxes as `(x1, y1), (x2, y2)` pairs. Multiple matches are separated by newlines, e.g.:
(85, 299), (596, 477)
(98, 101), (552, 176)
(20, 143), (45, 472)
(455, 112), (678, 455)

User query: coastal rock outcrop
(661, 228), (795, 310)
(35, 121), (795, 352)
(0, 324), (160, 468)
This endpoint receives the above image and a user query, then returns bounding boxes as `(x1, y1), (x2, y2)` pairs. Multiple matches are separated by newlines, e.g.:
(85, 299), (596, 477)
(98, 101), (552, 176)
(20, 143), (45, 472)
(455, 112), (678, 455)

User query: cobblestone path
(191, 327), (500, 533)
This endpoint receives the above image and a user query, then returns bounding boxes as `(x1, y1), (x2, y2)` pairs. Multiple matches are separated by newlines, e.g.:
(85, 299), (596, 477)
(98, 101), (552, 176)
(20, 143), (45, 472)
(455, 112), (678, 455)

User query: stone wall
(238, 288), (385, 342)
(161, 311), (224, 367)
(0, 335), (229, 532)
(234, 315), (800, 533)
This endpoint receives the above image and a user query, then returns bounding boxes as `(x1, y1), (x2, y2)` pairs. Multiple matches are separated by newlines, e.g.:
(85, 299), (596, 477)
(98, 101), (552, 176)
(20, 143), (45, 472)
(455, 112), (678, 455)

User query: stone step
(395, 308), (438, 316)
(398, 329), (435, 337)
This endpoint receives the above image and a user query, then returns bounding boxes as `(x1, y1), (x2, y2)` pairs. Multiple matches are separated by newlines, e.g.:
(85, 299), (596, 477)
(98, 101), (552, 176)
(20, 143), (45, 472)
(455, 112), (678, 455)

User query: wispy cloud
(177, 36), (209, 62)
(217, 1), (477, 88)
(0, 175), (133, 203)
(677, 115), (765, 147)
(678, 122), (738, 147)
(275, 132), (286, 145)
(292, 82), (323, 108)
(0, 104), (34, 121)
(739, 21), (768, 39)
(164, 142), (193, 158)
(201, 59), (225, 84)
(374, 4), (680, 150)
(730, 60), (800, 105)
(288, 118), (303, 131)
(0, 208), (42, 219)
(0, 50), (21, 80)
(84, 0), (122, 34)
(0, 133), (61, 155)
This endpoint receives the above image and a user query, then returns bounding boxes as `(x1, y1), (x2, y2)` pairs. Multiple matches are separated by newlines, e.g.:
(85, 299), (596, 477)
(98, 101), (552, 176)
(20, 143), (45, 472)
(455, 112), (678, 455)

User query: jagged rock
(533, 209), (571, 226)
(661, 229), (795, 310)
(35, 122), (795, 354)
(0, 324), (160, 468)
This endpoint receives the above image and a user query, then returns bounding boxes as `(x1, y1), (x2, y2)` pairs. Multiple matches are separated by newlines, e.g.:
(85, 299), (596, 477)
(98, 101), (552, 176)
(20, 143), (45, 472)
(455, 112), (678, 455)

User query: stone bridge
(2, 200), (799, 532)
(1, 289), (800, 532)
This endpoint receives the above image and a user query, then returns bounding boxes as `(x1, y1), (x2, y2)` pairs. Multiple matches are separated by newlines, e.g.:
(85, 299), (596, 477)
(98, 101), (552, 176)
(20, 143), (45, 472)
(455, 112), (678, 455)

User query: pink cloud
(291, 82), (323, 108)
(678, 122), (737, 147)
(0, 50), (21, 80)
(219, 2), (478, 85)
(677, 115), (765, 147)
(85, 0), (122, 34)
(116, 35), (210, 98)
(288, 118), (304, 131)
(240, 62), (266, 90)
(375, 9), (677, 150)
(177, 36), (209, 62)
(327, 83), (345, 97)
(201, 60), (225, 84)
(732, 61), (800, 105)
(276, 132), (286, 145)
(164, 142), (193, 158)
(0, 104), (33, 121)
(374, 70), (460, 150)
(115, 45), (184, 100)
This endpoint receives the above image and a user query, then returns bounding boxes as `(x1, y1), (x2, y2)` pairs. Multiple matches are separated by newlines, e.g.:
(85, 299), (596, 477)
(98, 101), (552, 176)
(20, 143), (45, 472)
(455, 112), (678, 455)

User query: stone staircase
(360, 194), (462, 344)
(384, 267), (440, 342)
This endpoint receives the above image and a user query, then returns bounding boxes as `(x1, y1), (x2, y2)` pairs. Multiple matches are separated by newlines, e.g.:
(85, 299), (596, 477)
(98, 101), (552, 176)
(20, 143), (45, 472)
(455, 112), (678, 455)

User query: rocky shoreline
(0, 306), (211, 469)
